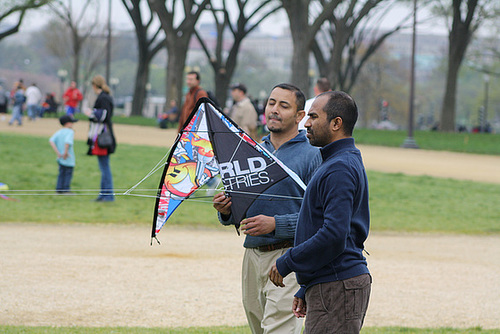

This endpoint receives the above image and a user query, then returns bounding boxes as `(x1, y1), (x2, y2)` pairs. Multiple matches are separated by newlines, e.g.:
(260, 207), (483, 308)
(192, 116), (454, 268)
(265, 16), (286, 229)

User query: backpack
(194, 89), (221, 109)
(206, 91), (221, 109)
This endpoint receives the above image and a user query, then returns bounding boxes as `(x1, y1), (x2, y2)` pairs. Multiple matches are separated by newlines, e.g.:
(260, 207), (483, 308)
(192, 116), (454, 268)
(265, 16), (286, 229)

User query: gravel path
(0, 224), (498, 329)
(1, 118), (499, 329)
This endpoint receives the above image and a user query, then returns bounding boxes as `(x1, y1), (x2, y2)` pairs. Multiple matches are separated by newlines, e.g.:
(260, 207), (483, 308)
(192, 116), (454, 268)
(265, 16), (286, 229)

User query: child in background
(49, 115), (78, 194)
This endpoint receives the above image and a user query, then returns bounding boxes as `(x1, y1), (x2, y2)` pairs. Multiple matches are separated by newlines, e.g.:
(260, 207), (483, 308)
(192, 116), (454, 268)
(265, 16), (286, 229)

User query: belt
(257, 240), (294, 252)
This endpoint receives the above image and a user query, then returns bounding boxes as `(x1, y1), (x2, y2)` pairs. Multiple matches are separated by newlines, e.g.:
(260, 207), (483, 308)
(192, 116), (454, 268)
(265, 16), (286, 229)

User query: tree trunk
(439, 28), (471, 132)
(290, 33), (311, 94)
(166, 42), (188, 112)
(131, 57), (149, 116)
(440, 55), (462, 132)
(439, 0), (478, 132)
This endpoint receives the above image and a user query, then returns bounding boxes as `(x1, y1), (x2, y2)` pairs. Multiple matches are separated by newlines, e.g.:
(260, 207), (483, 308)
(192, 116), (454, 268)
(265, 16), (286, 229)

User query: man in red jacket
(177, 71), (208, 133)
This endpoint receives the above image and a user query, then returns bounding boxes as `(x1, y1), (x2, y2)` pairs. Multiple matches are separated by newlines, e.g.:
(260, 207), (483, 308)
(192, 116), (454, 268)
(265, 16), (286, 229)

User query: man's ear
(296, 110), (305, 124)
(330, 116), (343, 132)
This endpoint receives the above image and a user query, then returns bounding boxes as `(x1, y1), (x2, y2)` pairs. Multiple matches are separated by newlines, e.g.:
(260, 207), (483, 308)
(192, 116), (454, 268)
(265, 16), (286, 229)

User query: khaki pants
(242, 247), (303, 334)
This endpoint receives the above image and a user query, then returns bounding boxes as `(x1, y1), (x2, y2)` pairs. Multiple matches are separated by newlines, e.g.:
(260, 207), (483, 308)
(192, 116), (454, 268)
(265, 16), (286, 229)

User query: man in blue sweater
(269, 91), (371, 333)
(213, 83), (321, 334)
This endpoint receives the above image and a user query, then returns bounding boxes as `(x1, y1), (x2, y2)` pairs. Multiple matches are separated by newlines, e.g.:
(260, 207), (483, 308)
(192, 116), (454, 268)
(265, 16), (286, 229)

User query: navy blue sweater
(219, 131), (321, 248)
(276, 138), (370, 299)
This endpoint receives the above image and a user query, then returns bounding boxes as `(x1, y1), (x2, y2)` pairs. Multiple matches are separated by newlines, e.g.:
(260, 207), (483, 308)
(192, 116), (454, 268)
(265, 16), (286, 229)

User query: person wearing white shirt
(298, 77), (331, 130)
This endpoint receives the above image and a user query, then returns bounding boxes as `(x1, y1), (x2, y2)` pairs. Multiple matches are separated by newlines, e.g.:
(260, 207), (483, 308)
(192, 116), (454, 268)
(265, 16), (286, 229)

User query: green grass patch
(0, 326), (497, 333)
(354, 129), (500, 155)
(367, 171), (500, 234)
(1, 132), (499, 235)
(0, 132), (220, 228)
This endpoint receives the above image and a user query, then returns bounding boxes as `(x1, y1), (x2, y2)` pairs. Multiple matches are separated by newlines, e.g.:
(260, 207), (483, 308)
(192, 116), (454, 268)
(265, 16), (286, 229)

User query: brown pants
(304, 274), (371, 334)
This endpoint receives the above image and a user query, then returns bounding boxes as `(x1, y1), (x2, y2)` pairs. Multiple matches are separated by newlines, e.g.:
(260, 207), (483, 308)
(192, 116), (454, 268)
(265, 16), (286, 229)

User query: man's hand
(292, 297), (306, 318)
(269, 263), (285, 287)
(213, 192), (231, 215)
(240, 215), (275, 236)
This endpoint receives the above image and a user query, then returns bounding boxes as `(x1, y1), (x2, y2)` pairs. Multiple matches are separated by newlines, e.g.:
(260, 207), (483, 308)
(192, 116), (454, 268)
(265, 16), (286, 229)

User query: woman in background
(85, 75), (116, 202)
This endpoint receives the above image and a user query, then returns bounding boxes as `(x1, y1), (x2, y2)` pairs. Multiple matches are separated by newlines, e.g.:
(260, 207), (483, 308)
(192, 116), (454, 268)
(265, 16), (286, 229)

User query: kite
(152, 97), (306, 240)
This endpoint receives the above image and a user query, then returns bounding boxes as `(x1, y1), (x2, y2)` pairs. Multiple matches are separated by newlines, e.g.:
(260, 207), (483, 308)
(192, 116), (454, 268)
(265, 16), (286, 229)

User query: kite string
(123, 147), (172, 195)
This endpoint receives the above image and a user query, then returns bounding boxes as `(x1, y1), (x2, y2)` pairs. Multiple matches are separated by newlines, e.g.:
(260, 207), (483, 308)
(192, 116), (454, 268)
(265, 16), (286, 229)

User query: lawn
(0, 325), (498, 333)
(354, 128), (500, 155)
(1, 132), (499, 234)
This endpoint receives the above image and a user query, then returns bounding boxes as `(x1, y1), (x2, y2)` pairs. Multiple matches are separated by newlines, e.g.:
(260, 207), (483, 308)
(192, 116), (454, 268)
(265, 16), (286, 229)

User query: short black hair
(320, 91), (358, 136)
(187, 71), (200, 81)
(271, 83), (305, 111)
(316, 77), (331, 93)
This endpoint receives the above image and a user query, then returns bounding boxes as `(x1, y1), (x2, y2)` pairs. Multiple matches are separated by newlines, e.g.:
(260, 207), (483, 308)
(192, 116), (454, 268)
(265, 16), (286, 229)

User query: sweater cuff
(276, 249), (292, 278)
(294, 286), (306, 300)
(274, 213), (298, 239)
(217, 212), (234, 226)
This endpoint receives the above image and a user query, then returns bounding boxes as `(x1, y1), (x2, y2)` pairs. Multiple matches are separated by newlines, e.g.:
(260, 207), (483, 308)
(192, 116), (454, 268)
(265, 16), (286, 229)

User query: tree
(438, 0), (499, 131)
(148, 0), (210, 109)
(0, 0), (51, 41)
(47, 0), (101, 84)
(122, 0), (165, 116)
(312, 0), (410, 93)
(281, 0), (342, 95)
(194, 0), (281, 107)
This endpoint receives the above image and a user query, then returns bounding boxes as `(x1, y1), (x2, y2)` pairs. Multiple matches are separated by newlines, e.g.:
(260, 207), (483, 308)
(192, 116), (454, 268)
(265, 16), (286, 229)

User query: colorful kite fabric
(152, 97), (306, 239)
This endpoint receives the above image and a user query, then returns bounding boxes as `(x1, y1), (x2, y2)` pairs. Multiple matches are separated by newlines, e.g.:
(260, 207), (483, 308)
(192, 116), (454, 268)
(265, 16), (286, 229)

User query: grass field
(1, 325), (498, 333)
(1, 132), (499, 234)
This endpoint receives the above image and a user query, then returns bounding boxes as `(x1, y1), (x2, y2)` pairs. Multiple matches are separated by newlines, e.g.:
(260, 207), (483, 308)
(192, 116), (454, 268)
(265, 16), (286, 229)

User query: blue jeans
(97, 155), (114, 201)
(9, 105), (23, 125)
(27, 104), (38, 119)
(56, 164), (74, 192)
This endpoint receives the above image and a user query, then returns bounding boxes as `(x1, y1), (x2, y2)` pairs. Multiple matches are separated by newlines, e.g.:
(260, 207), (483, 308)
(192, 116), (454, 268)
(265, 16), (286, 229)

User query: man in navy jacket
(269, 91), (371, 333)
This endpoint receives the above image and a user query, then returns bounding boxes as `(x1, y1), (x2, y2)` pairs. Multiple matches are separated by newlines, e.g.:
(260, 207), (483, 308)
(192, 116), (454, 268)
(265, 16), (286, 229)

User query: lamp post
(110, 77), (120, 95)
(481, 74), (490, 133)
(57, 69), (68, 108)
(401, 0), (419, 148)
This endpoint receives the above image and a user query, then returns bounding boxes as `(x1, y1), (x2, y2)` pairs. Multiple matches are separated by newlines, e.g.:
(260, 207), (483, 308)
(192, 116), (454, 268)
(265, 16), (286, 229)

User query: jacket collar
(262, 129), (308, 146)
(320, 137), (356, 161)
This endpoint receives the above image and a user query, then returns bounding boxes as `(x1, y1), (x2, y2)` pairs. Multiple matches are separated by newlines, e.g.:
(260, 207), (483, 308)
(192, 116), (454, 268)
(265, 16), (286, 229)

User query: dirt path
(1, 117), (500, 329)
(0, 224), (498, 329)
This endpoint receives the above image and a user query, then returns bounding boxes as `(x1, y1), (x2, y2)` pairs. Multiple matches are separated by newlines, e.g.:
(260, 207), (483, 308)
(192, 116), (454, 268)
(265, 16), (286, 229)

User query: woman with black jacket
(85, 75), (116, 202)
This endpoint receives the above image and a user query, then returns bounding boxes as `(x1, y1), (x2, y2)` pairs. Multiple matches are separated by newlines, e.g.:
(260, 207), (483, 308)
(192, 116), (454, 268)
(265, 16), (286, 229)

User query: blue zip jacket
(219, 130), (321, 248)
(276, 138), (370, 299)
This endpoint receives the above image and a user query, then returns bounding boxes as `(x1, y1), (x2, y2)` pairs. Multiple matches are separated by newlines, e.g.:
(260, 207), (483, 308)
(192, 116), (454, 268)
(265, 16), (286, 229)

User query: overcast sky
(15, 0), (449, 37)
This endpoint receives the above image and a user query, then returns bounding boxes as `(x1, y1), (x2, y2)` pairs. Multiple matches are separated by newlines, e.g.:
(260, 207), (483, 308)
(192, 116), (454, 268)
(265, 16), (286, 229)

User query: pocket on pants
(343, 274), (371, 320)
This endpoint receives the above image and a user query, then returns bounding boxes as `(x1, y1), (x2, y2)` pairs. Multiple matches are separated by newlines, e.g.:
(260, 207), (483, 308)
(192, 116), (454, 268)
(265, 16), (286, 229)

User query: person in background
(25, 82), (42, 121)
(63, 81), (83, 116)
(158, 99), (179, 129)
(8, 84), (25, 126)
(0, 84), (8, 121)
(228, 83), (259, 140)
(269, 91), (371, 334)
(49, 115), (78, 194)
(213, 83), (321, 334)
(177, 71), (208, 133)
(298, 77), (331, 130)
(40, 93), (58, 117)
(84, 75), (116, 202)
